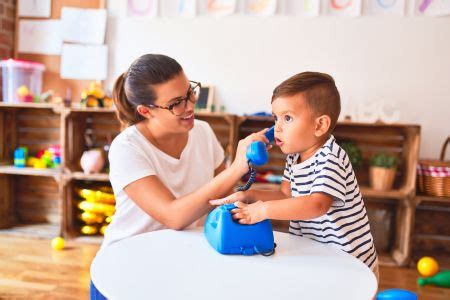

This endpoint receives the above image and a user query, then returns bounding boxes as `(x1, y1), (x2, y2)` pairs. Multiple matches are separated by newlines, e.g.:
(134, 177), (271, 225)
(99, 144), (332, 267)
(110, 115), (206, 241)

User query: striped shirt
(283, 135), (378, 270)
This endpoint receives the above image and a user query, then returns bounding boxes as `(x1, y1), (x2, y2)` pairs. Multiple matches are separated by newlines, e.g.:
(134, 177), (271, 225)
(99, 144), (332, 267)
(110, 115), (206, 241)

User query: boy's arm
(232, 192), (333, 224)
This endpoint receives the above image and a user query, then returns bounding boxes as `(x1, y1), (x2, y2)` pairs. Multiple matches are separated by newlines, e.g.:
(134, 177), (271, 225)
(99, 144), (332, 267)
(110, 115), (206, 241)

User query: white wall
(107, 0), (450, 158)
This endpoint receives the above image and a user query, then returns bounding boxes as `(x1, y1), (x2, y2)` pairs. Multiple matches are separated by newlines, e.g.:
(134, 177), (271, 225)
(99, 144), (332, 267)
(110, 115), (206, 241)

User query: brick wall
(0, 0), (15, 100)
(0, 0), (15, 59)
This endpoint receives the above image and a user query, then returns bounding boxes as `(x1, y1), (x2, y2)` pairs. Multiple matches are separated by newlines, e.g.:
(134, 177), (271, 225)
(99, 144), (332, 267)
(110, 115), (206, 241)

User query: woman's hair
(113, 54), (183, 129)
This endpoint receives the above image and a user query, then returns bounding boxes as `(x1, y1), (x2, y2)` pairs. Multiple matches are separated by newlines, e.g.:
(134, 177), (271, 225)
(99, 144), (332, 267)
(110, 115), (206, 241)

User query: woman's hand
(230, 201), (267, 224)
(231, 128), (271, 175)
(209, 191), (255, 206)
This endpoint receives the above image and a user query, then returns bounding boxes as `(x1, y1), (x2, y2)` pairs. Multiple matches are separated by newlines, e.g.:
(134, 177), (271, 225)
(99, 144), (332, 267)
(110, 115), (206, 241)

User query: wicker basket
(417, 137), (450, 197)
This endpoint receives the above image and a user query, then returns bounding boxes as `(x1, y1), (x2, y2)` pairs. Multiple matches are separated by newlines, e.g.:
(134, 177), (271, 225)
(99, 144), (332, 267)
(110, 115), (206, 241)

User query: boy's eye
(273, 115), (278, 122)
(284, 115), (292, 123)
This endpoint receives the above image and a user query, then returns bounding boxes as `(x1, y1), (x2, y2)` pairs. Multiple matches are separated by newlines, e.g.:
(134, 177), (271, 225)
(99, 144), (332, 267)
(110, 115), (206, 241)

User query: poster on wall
(160, 0), (196, 17)
(61, 7), (107, 45)
(206, 0), (237, 16)
(416, 0), (450, 16)
(285, 0), (320, 16)
(18, 0), (52, 18)
(325, 0), (362, 17)
(61, 44), (108, 80)
(127, 0), (159, 18)
(367, 0), (405, 16)
(18, 20), (62, 55)
(245, 0), (278, 16)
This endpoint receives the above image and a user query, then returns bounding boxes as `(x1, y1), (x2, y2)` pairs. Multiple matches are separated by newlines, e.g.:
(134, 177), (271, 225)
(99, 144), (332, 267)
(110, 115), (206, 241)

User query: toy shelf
(0, 105), (426, 266)
(0, 165), (62, 178)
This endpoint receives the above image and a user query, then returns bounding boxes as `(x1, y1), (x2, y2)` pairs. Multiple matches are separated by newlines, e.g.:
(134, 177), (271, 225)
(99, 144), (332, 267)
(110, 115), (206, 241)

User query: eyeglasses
(146, 81), (201, 116)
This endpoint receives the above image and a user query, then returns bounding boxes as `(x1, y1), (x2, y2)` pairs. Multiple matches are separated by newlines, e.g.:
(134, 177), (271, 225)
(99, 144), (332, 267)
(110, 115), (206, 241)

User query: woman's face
(145, 72), (196, 134)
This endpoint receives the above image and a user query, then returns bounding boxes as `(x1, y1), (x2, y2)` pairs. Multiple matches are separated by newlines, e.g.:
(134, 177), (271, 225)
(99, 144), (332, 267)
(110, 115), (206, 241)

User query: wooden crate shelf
(0, 105), (424, 264)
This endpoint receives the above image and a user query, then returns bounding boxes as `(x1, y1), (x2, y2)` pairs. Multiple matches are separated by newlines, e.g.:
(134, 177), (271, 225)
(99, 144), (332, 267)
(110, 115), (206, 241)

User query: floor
(0, 235), (449, 299)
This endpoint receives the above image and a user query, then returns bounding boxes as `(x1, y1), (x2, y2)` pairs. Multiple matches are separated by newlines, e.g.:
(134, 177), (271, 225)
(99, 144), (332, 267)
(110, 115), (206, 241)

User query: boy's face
(272, 93), (320, 154)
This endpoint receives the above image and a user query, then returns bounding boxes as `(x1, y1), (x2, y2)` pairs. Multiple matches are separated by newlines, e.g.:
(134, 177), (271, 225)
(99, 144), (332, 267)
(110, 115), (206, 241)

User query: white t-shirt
(101, 120), (224, 248)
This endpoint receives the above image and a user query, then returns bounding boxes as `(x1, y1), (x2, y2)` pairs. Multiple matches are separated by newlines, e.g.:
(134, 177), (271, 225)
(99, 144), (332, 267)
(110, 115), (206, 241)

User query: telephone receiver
(245, 126), (275, 166)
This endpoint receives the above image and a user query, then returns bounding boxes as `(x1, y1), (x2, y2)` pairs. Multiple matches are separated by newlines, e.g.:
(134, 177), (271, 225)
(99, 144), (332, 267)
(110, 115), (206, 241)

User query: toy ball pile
(16, 85), (39, 103)
(80, 81), (113, 108)
(14, 145), (61, 169)
(77, 187), (115, 235)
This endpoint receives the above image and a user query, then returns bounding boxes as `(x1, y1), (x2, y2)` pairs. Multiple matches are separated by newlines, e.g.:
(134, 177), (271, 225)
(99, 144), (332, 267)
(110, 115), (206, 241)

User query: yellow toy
(79, 211), (105, 225)
(100, 224), (108, 235)
(80, 81), (113, 108)
(78, 200), (115, 216)
(417, 256), (439, 277)
(51, 236), (65, 250)
(81, 225), (98, 235)
(77, 188), (115, 204)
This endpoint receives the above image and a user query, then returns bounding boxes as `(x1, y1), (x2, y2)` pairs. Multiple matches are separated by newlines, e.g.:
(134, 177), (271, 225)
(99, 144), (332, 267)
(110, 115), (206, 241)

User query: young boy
(211, 72), (378, 278)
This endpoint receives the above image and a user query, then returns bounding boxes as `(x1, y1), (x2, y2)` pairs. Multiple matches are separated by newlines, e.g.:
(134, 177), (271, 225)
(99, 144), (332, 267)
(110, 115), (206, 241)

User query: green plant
(340, 142), (363, 169)
(370, 153), (398, 169)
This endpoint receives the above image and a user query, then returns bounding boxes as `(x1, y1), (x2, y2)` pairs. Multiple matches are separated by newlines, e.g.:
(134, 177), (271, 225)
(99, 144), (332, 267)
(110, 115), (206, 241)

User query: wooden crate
(66, 110), (120, 175)
(64, 179), (113, 240)
(0, 105), (63, 238)
(413, 195), (450, 268)
(236, 116), (285, 174)
(196, 113), (237, 163)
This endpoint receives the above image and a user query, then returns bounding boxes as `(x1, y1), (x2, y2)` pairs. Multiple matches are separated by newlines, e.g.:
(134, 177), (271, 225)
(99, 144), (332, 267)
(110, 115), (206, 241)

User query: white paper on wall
(206, 0), (237, 16)
(18, 20), (62, 55)
(160, 0), (196, 17)
(18, 0), (51, 18)
(366, 0), (405, 16)
(285, 0), (320, 17)
(245, 0), (278, 16)
(416, 0), (450, 16)
(127, 0), (159, 18)
(60, 44), (108, 80)
(61, 7), (107, 44)
(325, 0), (362, 17)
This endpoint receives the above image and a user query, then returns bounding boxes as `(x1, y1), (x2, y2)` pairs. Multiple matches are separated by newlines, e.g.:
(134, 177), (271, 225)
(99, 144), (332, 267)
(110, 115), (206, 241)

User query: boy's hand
(231, 128), (270, 176)
(231, 201), (267, 224)
(209, 191), (254, 206)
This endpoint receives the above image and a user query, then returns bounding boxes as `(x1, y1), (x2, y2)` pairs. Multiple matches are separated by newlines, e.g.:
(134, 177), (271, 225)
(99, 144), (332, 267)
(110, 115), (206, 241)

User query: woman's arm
(123, 132), (268, 230)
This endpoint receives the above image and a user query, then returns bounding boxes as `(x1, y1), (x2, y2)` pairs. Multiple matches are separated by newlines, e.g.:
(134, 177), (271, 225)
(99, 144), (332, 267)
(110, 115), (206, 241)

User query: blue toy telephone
(204, 126), (276, 256)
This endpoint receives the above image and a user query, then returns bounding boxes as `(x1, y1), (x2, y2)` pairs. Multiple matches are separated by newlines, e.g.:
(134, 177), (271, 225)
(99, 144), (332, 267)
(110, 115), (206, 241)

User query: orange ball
(417, 256), (439, 277)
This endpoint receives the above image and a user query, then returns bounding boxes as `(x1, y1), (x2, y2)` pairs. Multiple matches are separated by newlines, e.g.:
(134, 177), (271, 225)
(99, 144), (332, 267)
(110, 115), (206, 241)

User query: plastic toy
(81, 225), (98, 235)
(14, 147), (28, 168)
(418, 270), (450, 287)
(51, 237), (65, 250)
(80, 149), (105, 174)
(77, 188), (115, 204)
(204, 204), (275, 255)
(78, 201), (115, 216)
(417, 256), (439, 277)
(376, 289), (417, 300)
(16, 85), (36, 102)
(80, 81), (113, 108)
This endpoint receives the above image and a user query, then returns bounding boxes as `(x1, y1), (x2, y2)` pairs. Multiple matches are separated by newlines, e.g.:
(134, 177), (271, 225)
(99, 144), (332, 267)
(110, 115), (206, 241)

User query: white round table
(91, 229), (377, 300)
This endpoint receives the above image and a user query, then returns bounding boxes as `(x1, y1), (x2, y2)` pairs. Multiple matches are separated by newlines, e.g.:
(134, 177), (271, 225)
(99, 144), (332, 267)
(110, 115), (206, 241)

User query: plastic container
(0, 59), (45, 103)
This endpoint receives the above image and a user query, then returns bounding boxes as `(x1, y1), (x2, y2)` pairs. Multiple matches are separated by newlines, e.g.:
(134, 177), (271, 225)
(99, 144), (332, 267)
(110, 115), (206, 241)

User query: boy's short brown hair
(272, 72), (341, 132)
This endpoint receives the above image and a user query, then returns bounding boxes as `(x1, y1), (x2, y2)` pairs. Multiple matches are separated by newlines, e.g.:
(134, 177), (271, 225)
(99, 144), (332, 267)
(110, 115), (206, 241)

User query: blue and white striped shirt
(283, 135), (378, 270)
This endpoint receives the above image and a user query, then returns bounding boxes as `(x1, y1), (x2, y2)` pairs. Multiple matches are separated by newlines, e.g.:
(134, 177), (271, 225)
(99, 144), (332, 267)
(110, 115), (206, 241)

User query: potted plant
(340, 142), (363, 170)
(370, 153), (399, 191)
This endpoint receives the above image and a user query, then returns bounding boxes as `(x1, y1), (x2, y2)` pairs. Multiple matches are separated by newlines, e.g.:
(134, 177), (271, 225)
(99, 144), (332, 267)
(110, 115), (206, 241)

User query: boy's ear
(136, 105), (154, 119)
(314, 115), (331, 137)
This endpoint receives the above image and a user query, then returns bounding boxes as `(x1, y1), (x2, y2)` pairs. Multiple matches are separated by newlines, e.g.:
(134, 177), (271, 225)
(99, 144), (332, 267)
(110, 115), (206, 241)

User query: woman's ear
(314, 115), (331, 137)
(136, 105), (153, 119)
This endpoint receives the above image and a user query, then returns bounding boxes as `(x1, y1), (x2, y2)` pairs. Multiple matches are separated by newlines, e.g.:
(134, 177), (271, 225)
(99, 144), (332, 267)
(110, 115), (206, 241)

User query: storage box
(0, 59), (45, 103)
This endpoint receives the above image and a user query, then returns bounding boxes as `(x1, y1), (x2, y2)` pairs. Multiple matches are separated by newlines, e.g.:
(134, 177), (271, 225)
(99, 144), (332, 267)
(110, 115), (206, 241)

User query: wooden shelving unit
(235, 116), (421, 267)
(0, 104), (423, 266)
